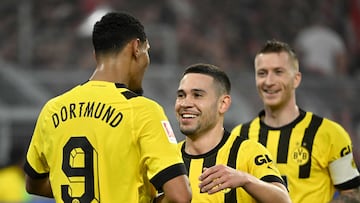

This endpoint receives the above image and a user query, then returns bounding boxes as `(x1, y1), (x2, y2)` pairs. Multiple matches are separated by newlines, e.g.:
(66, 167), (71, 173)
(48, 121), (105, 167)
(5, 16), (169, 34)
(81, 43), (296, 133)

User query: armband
(329, 153), (360, 185)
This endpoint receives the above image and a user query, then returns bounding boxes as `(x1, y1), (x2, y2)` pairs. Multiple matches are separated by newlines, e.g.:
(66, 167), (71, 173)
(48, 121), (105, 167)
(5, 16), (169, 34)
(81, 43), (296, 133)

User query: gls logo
(340, 145), (351, 157)
(255, 154), (272, 165)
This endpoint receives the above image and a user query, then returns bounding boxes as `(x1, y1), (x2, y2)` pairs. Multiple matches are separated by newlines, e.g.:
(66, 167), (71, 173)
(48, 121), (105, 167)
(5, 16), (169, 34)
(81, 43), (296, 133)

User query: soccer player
(23, 12), (192, 203)
(231, 39), (360, 202)
(175, 63), (291, 202)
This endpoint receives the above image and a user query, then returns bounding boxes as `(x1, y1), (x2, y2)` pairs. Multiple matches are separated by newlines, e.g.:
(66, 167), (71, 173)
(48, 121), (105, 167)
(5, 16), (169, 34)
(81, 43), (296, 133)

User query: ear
(294, 71), (302, 89)
(219, 95), (231, 114)
(132, 38), (141, 58)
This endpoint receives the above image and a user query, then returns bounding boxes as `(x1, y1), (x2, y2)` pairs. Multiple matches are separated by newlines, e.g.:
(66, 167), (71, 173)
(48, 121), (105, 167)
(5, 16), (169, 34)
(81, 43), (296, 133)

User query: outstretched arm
(199, 165), (291, 203)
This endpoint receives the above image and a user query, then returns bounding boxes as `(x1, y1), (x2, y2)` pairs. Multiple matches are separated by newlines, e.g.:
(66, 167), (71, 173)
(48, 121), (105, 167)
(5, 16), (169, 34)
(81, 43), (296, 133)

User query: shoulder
(308, 111), (348, 134)
(230, 118), (258, 134)
(304, 111), (351, 147)
(135, 96), (165, 113)
(116, 90), (164, 113)
(41, 84), (82, 107)
(240, 139), (267, 151)
(236, 138), (276, 169)
(321, 117), (347, 132)
(227, 135), (268, 156)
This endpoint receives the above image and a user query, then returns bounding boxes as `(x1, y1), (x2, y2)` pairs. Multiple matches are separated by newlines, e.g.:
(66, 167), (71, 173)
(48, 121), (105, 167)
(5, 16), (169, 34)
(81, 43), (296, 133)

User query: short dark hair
(183, 63), (231, 94)
(92, 12), (147, 55)
(256, 39), (299, 71)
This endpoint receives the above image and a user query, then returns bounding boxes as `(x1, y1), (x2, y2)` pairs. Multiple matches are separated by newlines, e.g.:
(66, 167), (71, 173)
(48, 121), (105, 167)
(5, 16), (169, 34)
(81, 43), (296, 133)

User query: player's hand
(198, 165), (247, 194)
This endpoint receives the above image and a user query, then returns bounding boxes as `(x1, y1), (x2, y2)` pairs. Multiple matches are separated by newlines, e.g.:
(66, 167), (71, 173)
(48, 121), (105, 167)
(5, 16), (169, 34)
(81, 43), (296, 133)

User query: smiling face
(175, 73), (225, 137)
(254, 51), (301, 110)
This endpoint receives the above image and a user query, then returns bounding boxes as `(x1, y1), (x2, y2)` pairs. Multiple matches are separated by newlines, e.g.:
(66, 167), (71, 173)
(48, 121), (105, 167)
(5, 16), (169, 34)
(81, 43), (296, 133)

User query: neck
(185, 126), (224, 155)
(263, 105), (299, 127)
(90, 49), (132, 84)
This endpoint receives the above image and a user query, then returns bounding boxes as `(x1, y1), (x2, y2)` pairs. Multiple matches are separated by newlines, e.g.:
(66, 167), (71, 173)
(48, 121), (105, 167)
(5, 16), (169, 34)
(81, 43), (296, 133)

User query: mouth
(263, 89), (280, 96)
(178, 110), (199, 123)
(181, 113), (197, 119)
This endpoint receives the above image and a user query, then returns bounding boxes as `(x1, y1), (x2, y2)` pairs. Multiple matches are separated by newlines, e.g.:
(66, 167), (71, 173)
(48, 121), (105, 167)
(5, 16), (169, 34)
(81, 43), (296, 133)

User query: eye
(177, 92), (185, 98)
(193, 92), (203, 98)
(257, 70), (266, 77)
(275, 69), (284, 75)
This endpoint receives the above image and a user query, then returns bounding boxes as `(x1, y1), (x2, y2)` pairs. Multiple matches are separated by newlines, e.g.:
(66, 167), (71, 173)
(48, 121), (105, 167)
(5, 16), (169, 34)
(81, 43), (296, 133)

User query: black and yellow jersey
(179, 130), (285, 202)
(24, 80), (186, 203)
(231, 109), (360, 203)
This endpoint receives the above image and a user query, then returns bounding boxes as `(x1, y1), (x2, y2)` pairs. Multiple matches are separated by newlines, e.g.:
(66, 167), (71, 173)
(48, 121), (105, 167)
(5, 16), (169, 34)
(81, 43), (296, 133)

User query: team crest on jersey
(161, 121), (177, 144)
(292, 146), (309, 165)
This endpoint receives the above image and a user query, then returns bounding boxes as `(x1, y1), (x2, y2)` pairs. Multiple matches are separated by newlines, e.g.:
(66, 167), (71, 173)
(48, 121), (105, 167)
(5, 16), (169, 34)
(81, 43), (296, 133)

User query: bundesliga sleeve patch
(161, 121), (177, 144)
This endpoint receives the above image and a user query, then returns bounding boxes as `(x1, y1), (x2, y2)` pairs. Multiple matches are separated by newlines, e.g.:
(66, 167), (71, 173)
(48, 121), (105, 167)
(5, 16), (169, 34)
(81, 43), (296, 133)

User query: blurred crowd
(1, 0), (360, 159)
(0, 0), (359, 78)
(0, 1), (360, 201)
(0, 0), (360, 148)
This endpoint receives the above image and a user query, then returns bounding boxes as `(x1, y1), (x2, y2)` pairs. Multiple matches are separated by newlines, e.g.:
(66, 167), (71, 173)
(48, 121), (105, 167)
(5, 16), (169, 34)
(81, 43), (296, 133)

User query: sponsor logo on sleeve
(161, 121), (177, 144)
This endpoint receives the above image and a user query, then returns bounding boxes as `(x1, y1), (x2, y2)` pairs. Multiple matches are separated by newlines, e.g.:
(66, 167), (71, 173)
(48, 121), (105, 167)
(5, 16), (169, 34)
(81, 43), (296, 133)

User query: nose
(177, 96), (194, 108)
(264, 72), (275, 85)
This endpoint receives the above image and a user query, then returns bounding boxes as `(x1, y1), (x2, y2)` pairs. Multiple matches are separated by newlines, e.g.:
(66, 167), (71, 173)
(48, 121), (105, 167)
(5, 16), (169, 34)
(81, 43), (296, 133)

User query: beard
(181, 129), (196, 137)
(179, 123), (200, 137)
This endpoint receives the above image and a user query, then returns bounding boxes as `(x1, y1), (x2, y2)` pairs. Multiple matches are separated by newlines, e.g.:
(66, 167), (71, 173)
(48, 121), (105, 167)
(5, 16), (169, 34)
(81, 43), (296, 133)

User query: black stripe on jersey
(121, 91), (138, 99)
(258, 127), (268, 147)
(299, 114), (323, 178)
(203, 152), (217, 169)
(150, 163), (187, 191)
(198, 152), (219, 194)
(225, 136), (246, 203)
(277, 128), (292, 163)
(261, 175), (286, 185)
(181, 131), (232, 194)
(334, 176), (360, 190)
(202, 132), (232, 169)
(23, 160), (49, 179)
(182, 152), (191, 176)
(181, 131), (231, 167)
(227, 136), (246, 168)
(239, 122), (250, 139)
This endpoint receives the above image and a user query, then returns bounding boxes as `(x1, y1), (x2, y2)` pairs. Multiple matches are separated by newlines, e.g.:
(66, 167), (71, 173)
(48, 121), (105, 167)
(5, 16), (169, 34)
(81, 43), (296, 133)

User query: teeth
(265, 90), (276, 94)
(182, 114), (196, 118)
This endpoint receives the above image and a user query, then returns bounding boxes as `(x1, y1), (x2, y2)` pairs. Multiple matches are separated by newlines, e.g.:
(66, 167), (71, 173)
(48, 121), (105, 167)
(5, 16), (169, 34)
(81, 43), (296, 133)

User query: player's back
(30, 81), (175, 202)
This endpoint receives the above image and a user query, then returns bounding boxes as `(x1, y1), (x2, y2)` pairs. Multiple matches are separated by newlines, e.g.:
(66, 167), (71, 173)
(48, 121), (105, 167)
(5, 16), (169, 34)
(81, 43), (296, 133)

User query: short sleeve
(24, 104), (50, 178)
(324, 119), (360, 188)
(239, 140), (285, 184)
(135, 100), (186, 189)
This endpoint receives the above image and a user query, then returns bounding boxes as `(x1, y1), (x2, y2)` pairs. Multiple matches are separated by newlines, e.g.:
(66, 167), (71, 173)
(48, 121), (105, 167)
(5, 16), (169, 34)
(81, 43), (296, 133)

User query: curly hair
(92, 12), (147, 55)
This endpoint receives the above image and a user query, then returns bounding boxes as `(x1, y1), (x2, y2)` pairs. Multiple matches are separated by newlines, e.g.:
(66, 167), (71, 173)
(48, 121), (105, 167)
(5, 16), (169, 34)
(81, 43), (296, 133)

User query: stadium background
(0, 0), (359, 169)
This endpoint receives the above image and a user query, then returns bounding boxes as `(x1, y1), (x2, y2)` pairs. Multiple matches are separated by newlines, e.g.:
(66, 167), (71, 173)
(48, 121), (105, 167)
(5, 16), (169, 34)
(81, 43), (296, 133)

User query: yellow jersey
(231, 109), (360, 203)
(179, 130), (285, 202)
(24, 81), (186, 203)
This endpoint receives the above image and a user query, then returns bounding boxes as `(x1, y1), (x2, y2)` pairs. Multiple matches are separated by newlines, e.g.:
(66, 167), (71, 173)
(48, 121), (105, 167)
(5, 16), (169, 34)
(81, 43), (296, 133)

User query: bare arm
(199, 165), (291, 203)
(154, 175), (192, 203)
(330, 187), (360, 203)
(25, 174), (53, 198)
